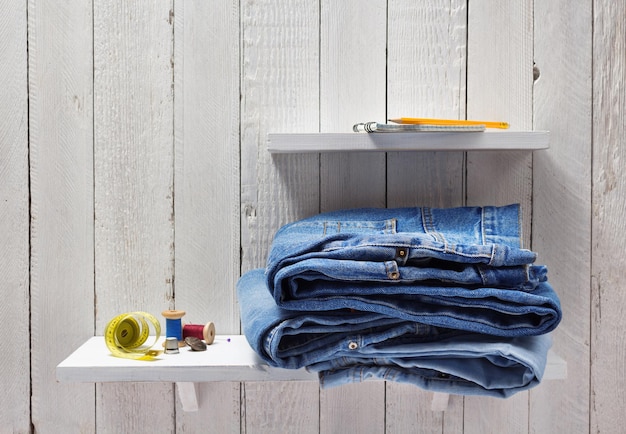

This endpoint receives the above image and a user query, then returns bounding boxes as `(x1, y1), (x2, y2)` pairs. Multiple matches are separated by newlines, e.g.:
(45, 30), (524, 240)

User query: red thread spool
(183, 321), (216, 345)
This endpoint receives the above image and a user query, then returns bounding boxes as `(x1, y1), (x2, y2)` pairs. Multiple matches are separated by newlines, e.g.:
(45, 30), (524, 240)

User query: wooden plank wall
(174, 2), (242, 431)
(591, 1), (626, 432)
(533, 2), (592, 433)
(1, 0), (624, 432)
(28, 1), (95, 432)
(1, 1), (29, 433)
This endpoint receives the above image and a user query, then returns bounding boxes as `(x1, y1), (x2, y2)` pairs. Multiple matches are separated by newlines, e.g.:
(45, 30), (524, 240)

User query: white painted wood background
(0, 0), (622, 432)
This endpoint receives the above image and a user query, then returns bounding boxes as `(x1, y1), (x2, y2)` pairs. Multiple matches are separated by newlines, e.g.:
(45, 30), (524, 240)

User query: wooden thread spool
(162, 310), (186, 347)
(183, 322), (216, 345)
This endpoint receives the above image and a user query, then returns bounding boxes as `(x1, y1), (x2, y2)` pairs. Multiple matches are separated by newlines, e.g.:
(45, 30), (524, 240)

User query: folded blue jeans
(265, 205), (561, 336)
(238, 269), (551, 397)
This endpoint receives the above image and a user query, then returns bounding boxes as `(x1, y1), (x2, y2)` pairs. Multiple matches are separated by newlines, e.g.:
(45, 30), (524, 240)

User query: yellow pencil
(389, 117), (509, 129)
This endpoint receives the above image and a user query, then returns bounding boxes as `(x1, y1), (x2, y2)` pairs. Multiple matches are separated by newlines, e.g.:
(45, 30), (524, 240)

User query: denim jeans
(237, 268), (551, 397)
(265, 205), (561, 337)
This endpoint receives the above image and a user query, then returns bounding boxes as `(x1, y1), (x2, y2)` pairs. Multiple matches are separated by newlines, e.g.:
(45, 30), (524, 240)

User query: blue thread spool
(162, 310), (185, 343)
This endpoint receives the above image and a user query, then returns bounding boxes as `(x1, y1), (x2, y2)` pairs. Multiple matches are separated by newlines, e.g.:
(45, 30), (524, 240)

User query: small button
(389, 271), (399, 280)
(348, 341), (358, 350)
(396, 247), (407, 258)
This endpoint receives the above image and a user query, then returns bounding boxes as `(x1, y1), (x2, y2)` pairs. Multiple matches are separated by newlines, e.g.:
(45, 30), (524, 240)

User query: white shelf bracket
(176, 382), (199, 412)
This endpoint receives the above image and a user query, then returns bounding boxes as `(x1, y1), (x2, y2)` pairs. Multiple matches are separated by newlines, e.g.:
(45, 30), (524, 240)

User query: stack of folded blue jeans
(237, 204), (561, 397)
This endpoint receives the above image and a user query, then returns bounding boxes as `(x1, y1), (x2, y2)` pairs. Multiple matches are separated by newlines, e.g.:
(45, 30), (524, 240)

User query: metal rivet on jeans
(348, 341), (358, 350)
(389, 271), (399, 280)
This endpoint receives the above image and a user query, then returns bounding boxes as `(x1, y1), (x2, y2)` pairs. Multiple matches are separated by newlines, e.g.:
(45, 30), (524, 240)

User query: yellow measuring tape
(105, 312), (162, 360)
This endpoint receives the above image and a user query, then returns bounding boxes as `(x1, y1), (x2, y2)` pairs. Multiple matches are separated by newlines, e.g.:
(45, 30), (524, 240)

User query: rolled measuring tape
(104, 312), (162, 360)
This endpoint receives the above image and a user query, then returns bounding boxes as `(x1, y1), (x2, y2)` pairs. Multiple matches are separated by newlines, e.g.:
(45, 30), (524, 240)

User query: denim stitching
(323, 242), (494, 260)
(422, 207), (447, 246)
(322, 219), (401, 235)
(476, 264), (488, 285)
(481, 207), (486, 245)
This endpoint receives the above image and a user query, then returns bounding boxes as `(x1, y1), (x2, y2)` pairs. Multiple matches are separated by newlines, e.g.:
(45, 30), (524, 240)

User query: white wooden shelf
(267, 131), (549, 153)
(57, 335), (314, 412)
(56, 335), (315, 384)
(57, 334), (567, 412)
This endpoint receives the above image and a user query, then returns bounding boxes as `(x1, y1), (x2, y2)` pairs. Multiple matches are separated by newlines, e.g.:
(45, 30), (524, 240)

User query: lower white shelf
(56, 335), (315, 384)
(57, 335), (567, 412)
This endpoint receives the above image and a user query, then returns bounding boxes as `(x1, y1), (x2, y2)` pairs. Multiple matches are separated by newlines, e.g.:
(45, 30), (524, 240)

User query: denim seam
(321, 243), (494, 260)
(481, 206), (487, 245)
(421, 207), (447, 245)
(476, 265), (488, 285)
(488, 244), (497, 266)
(320, 219), (400, 235)
(524, 264), (530, 281)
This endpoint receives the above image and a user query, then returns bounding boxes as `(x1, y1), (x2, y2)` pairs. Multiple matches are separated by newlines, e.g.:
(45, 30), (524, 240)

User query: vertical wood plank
(0, 1), (30, 432)
(93, 2), (175, 432)
(242, 382), (319, 434)
(464, 2), (533, 433)
(319, 0), (386, 211)
(387, 0), (467, 209)
(174, 0), (240, 335)
(318, 2), (387, 432)
(465, 0), (533, 232)
(591, 1), (626, 432)
(386, 385), (445, 434)
(241, 0), (321, 268)
(174, 1), (241, 431)
(240, 1), (320, 432)
(320, 384), (385, 434)
(532, 1), (591, 433)
(28, 1), (95, 432)
(386, 2), (467, 432)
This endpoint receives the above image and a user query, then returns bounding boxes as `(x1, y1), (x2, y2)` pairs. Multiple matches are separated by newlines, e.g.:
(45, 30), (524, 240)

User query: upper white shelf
(267, 131), (550, 153)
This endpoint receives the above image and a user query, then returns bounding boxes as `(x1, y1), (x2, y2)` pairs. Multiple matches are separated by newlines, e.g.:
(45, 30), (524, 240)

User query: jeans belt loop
(385, 261), (400, 280)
